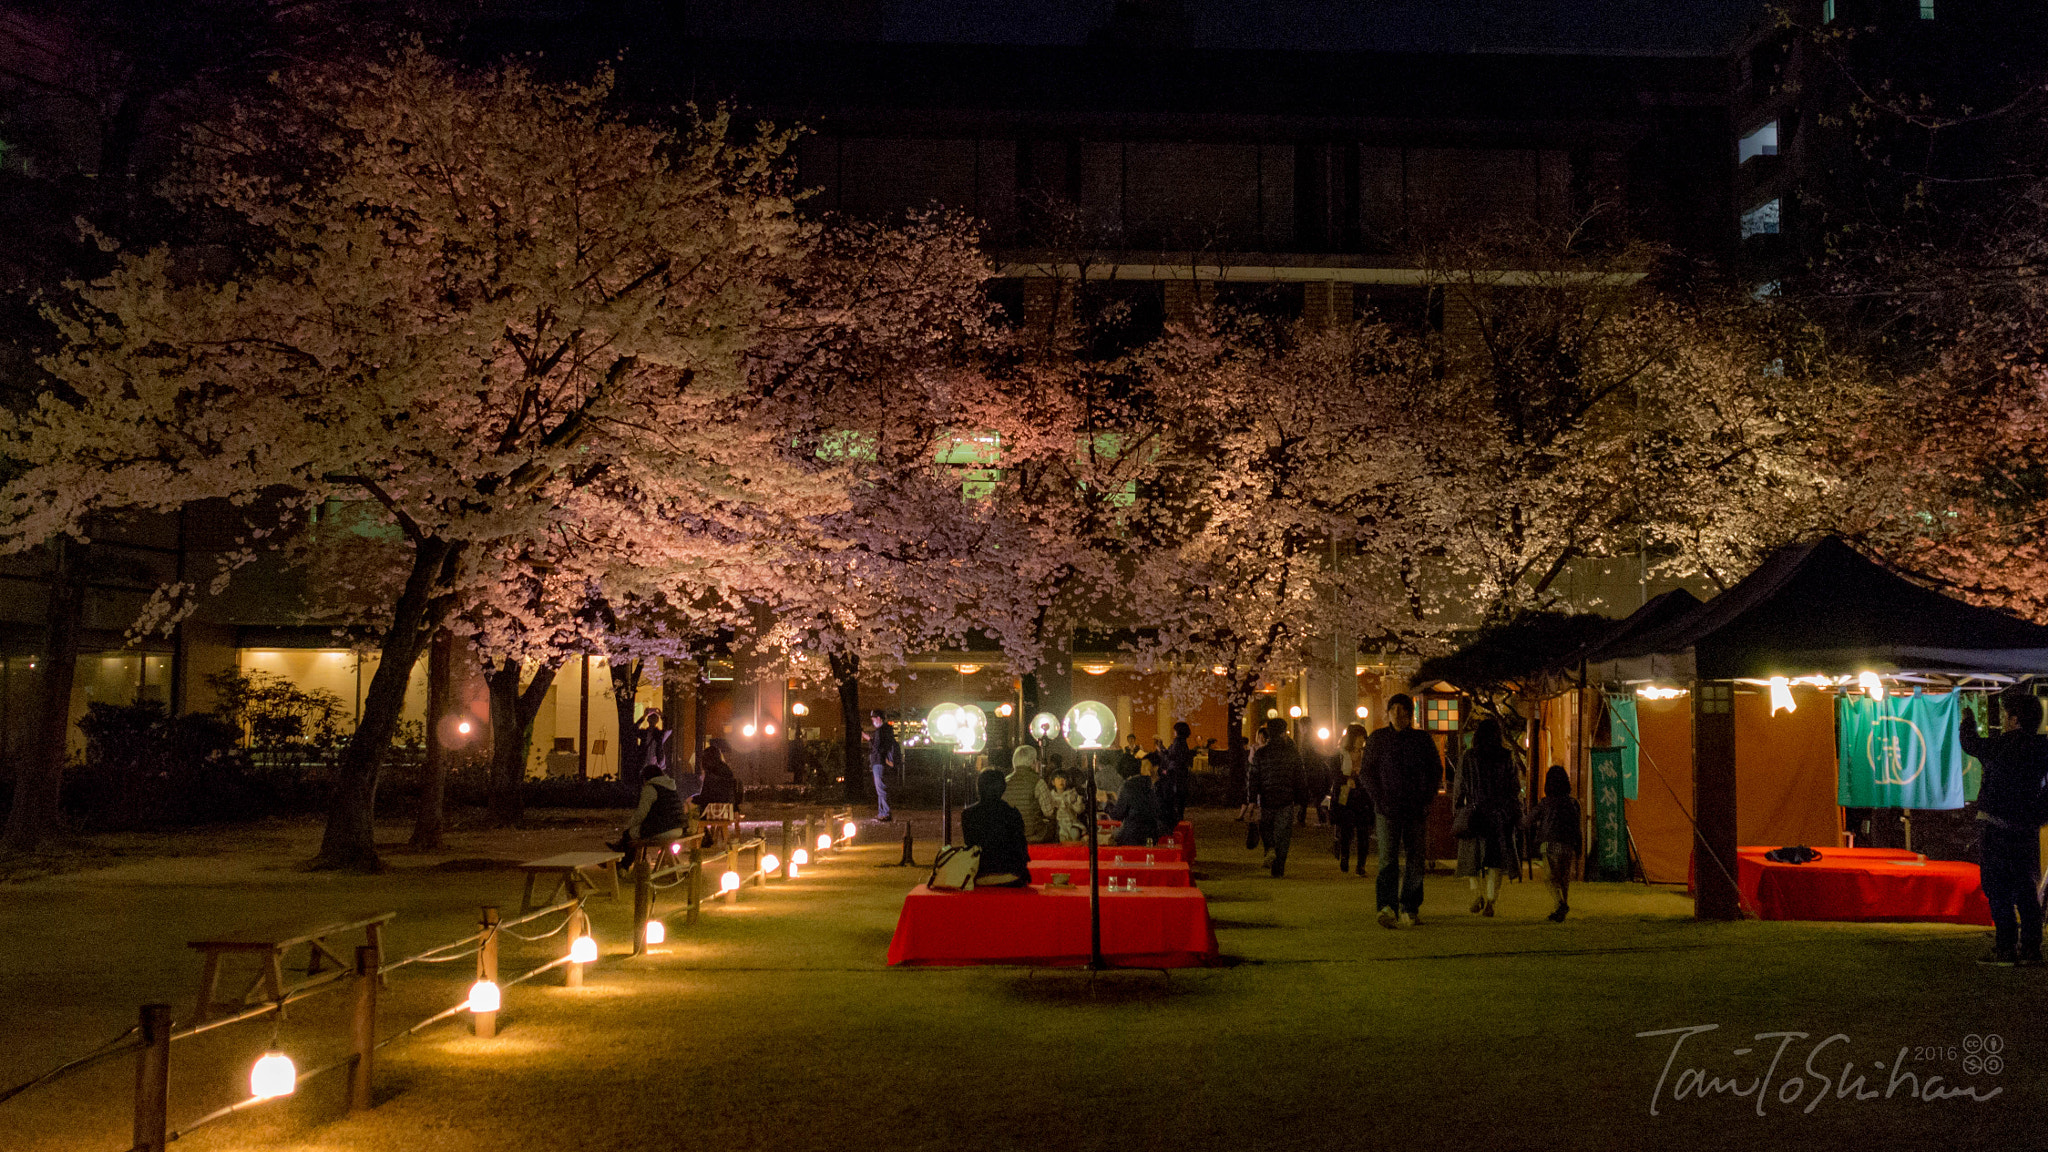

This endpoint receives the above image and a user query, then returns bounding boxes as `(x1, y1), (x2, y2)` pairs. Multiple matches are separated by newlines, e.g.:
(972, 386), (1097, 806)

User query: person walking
(1331, 724), (1374, 874)
(868, 710), (899, 822)
(1453, 717), (1522, 918)
(1525, 765), (1583, 922)
(1362, 693), (1444, 928)
(1250, 717), (1308, 877)
(1005, 745), (1053, 842)
(1960, 694), (2048, 966)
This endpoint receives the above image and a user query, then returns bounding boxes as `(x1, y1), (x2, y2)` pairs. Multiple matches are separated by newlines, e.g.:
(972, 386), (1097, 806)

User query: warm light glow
(1266, 708), (1280, 720)
(467, 979), (501, 1013)
(1317, 726), (1331, 741)
(759, 854), (779, 876)
(1355, 705), (1369, 719)
(670, 841), (683, 854)
(955, 663), (983, 675)
(644, 920), (665, 945)
(1080, 662), (1113, 676)
(1029, 712), (1060, 740)
(720, 871), (741, 892)
(792, 848), (809, 865)
(250, 1051), (296, 1100)
(1636, 686), (1688, 700)
(741, 723), (757, 738)
(1212, 665), (1227, 676)
(763, 722), (776, 736)
(1768, 676), (1796, 715)
(842, 821), (857, 839)
(456, 720), (473, 735)
(818, 832), (832, 851)
(787, 861), (800, 877)
(569, 935), (598, 964)
(995, 702), (1014, 717)
(1288, 706), (1303, 719)
(791, 701), (809, 716)
(1860, 671), (1885, 700)
(1062, 701), (1117, 750)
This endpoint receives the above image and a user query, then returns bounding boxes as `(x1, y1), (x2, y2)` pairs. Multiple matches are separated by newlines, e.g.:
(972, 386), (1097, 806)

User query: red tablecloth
(886, 884), (1219, 967)
(1090, 820), (1197, 863)
(1027, 860), (1191, 888)
(1029, 843), (1185, 864)
(1734, 846), (1992, 925)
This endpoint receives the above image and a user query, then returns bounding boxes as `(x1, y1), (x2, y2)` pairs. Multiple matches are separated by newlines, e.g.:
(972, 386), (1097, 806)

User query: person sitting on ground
(961, 767), (1031, 886)
(1005, 745), (1053, 842)
(608, 760), (686, 856)
(1045, 771), (1088, 842)
(1108, 760), (1165, 846)
(1525, 765), (1583, 923)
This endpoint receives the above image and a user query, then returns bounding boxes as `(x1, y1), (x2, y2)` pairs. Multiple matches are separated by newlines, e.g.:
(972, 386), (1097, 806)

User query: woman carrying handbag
(1453, 717), (1522, 916)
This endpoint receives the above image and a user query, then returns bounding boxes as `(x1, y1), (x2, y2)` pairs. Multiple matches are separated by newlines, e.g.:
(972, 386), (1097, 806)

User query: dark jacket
(961, 770), (1031, 884)
(691, 765), (740, 808)
(1360, 726), (1444, 818)
(1961, 724), (2048, 829)
(1108, 775), (1164, 845)
(628, 773), (686, 839)
(1250, 736), (1308, 810)
(1526, 795), (1584, 854)
(869, 722), (899, 769)
(1158, 737), (1194, 827)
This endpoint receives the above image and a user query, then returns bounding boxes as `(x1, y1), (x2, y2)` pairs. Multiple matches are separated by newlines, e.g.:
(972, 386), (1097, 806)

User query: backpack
(927, 845), (981, 891)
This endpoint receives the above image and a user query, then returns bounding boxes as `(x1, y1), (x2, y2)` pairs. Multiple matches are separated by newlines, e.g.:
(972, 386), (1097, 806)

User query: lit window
(1920, 0), (1934, 18)
(1423, 697), (1460, 732)
(1738, 121), (1778, 163)
(1741, 199), (1781, 239)
(1822, 0), (1835, 22)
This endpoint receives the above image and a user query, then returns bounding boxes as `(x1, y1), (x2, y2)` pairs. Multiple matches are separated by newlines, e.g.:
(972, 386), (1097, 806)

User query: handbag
(1452, 804), (1481, 838)
(927, 844), (981, 891)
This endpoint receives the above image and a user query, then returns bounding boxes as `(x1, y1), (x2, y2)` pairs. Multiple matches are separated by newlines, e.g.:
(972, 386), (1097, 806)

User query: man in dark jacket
(1961, 695), (2048, 966)
(1360, 693), (1445, 927)
(868, 710), (898, 822)
(1251, 718), (1308, 877)
(1158, 721), (1196, 829)
(961, 767), (1031, 886)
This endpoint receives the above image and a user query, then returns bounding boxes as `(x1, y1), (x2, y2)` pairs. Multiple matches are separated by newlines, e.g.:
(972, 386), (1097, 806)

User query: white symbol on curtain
(1868, 715), (1928, 787)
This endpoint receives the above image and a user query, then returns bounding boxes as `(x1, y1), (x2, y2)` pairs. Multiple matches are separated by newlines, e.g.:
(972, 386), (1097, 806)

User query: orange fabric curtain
(1732, 684), (1840, 850)
(1624, 696), (1695, 883)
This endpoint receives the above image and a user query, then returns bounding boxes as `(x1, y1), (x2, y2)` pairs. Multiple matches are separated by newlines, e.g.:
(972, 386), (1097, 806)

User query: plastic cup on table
(1146, 853), (1155, 865)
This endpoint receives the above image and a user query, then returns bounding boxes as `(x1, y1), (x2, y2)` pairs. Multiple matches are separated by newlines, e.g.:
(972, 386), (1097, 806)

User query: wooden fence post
(724, 841), (740, 905)
(632, 850), (653, 956)
(476, 906), (499, 1039)
(779, 819), (791, 880)
(350, 946), (378, 1113)
(132, 1003), (171, 1152)
(686, 844), (701, 924)
(566, 902), (588, 988)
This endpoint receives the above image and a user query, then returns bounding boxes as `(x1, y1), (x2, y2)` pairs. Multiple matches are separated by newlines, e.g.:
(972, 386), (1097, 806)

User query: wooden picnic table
(517, 851), (623, 914)
(187, 911), (395, 1022)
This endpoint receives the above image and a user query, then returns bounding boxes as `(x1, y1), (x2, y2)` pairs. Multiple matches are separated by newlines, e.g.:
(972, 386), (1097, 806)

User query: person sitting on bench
(961, 768), (1031, 887)
(609, 760), (686, 855)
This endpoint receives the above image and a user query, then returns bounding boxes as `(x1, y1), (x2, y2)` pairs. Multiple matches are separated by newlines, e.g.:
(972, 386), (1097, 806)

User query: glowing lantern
(1860, 671), (1885, 701)
(467, 979), (501, 1013)
(669, 841), (683, 854)
(456, 720), (473, 735)
(644, 920), (666, 946)
(1768, 676), (1796, 715)
(1317, 726), (1331, 741)
(787, 860), (800, 877)
(1267, 708), (1280, 720)
(569, 935), (598, 964)
(996, 702), (1014, 717)
(1355, 705), (1369, 719)
(741, 722), (757, 738)
(1062, 700), (1117, 751)
(927, 702), (962, 744)
(842, 821), (858, 839)
(817, 832), (832, 851)
(792, 848), (810, 865)
(250, 1051), (297, 1100)
(951, 706), (988, 754)
(1028, 712), (1060, 740)
(1288, 705), (1303, 719)
(791, 701), (810, 716)
(762, 854), (780, 874)
(720, 870), (741, 892)
(764, 722), (777, 736)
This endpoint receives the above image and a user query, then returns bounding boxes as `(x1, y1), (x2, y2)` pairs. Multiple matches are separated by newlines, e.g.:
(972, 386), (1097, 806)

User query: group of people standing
(1249, 693), (1582, 925)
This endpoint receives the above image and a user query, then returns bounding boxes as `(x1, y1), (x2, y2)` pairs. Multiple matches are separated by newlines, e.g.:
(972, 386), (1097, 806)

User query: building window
(1741, 199), (1781, 239)
(1738, 121), (1779, 163)
(1822, 0), (1835, 22)
(1920, 0), (1934, 18)
(1423, 697), (1461, 732)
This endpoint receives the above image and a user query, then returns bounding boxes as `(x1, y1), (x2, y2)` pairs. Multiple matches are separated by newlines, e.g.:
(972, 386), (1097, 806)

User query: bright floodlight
(762, 854), (780, 874)
(569, 935), (598, 964)
(952, 705), (988, 754)
(818, 832), (832, 851)
(644, 920), (665, 946)
(456, 720), (472, 735)
(842, 821), (858, 839)
(792, 848), (809, 865)
(720, 871), (741, 892)
(1062, 701), (1118, 751)
(1769, 676), (1796, 715)
(1028, 712), (1060, 740)
(467, 979), (501, 1013)
(250, 1051), (296, 1100)
(1860, 671), (1885, 700)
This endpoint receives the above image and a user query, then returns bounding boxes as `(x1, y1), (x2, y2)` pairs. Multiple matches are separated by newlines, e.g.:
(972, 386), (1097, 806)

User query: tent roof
(1571, 588), (1704, 667)
(1588, 537), (2048, 680)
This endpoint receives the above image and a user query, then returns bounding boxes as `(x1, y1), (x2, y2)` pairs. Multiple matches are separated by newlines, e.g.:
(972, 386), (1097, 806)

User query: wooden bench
(517, 851), (623, 914)
(187, 911), (395, 1022)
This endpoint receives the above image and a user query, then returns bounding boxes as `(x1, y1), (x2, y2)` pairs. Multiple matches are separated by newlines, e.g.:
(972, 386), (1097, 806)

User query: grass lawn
(0, 807), (2038, 1152)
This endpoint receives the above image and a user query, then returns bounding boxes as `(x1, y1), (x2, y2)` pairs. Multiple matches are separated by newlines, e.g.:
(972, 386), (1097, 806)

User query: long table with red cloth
(1734, 845), (1993, 925)
(1026, 859), (1191, 887)
(886, 884), (1218, 967)
(1090, 819), (1198, 863)
(1029, 843), (1184, 864)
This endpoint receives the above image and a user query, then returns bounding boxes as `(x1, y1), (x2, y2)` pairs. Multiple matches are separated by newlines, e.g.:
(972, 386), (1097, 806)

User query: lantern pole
(1087, 749), (1104, 971)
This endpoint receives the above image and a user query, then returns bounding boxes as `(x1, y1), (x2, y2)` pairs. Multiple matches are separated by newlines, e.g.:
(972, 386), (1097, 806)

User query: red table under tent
(1578, 536), (2048, 922)
(886, 885), (1218, 968)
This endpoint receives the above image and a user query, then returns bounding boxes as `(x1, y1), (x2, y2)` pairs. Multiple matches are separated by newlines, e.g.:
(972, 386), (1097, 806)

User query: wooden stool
(187, 911), (395, 1022)
(516, 851), (623, 914)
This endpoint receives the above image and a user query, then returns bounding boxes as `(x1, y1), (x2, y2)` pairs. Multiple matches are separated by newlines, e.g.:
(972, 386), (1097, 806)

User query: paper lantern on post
(817, 832), (833, 851)
(250, 1051), (297, 1099)
(467, 979), (501, 1013)
(719, 871), (741, 892)
(792, 848), (810, 866)
(951, 706), (987, 754)
(644, 920), (666, 946)
(569, 935), (598, 964)
(761, 854), (780, 875)
(925, 702), (963, 745)
(1062, 701), (1118, 751)
(1028, 712), (1060, 740)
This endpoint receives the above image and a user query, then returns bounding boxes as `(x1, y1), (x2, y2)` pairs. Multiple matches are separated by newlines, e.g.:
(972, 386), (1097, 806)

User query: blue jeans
(1262, 805), (1297, 875)
(1980, 825), (2041, 956)
(871, 764), (891, 819)
(1375, 810), (1428, 914)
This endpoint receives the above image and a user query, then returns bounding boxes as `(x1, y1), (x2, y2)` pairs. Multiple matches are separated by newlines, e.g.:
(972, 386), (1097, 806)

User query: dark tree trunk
(409, 630), (453, 850)
(609, 657), (643, 779)
(2, 538), (86, 855)
(830, 651), (862, 804)
(313, 537), (463, 871)
(485, 659), (558, 828)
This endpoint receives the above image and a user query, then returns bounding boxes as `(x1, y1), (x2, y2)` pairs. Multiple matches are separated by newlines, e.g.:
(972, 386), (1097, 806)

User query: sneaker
(1978, 949), (2019, 967)
(1546, 905), (1567, 923)
(1469, 895), (1486, 914)
(1398, 911), (1417, 929)
(1377, 907), (1398, 929)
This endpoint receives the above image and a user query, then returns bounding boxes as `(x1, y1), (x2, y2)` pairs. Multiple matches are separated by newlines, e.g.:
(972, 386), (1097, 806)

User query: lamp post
(952, 705), (988, 841)
(1063, 699), (1119, 971)
(926, 702), (963, 844)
